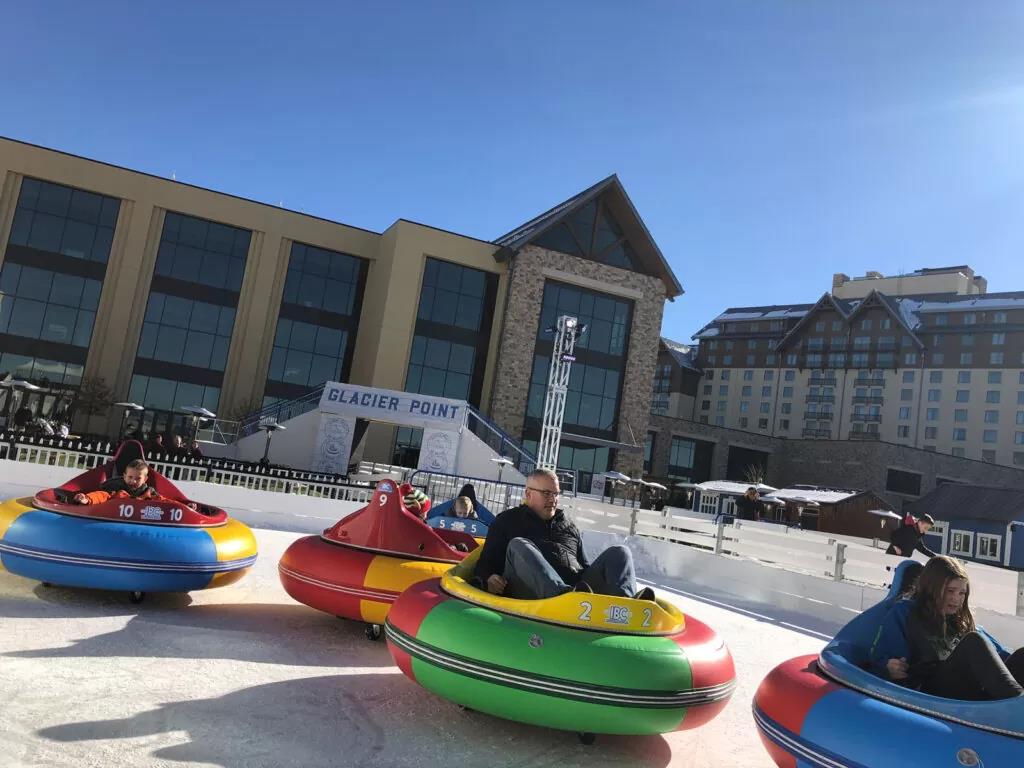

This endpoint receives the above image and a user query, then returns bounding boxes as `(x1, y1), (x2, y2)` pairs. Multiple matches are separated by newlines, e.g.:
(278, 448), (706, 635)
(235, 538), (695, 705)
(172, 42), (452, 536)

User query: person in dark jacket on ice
(887, 513), (936, 558)
(474, 468), (654, 601)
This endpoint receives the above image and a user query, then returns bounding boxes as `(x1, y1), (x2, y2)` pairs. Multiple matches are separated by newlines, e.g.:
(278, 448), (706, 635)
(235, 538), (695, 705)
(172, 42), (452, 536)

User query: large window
(522, 281), (633, 490)
(533, 197), (639, 270)
(131, 212), (250, 417)
(264, 242), (366, 403)
(0, 264), (100, 348)
(669, 436), (695, 478)
(393, 258), (498, 465)
(886, 468), (922, 496)
(8, 178), (118, 264)
(0, 178), (119, 412)
(136, 293), (234, 371)
(154, 212), (249, 291)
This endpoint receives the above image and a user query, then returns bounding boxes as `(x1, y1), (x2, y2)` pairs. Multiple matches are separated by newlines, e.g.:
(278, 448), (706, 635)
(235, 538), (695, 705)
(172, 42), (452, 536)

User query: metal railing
(804, 395), (835, 403)
(236, 388), (325, 439)
(851, 413), (883, 423)
(465, 405), (536, 475)
(854, 377), (886, 387)
(409, 468), (529, 513)
(803, 411), (834, 421)
(801, 429), (832, 438)
(196, 419), (239, 445)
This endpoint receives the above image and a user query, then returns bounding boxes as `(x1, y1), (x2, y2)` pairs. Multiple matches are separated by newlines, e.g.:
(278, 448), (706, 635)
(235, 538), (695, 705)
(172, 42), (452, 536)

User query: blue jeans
(503, 537), (637, 600)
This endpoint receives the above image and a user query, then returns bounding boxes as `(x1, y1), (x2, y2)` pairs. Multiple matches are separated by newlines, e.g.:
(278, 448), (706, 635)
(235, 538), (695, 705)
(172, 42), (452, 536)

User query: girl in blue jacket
(871, 555), (1024, 700)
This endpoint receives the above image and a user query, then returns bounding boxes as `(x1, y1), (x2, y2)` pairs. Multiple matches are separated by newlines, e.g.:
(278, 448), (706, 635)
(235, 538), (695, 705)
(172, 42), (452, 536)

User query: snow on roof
(912, 296), (1024, 312)
(696, 480), (761, 495)
(773, 487), (862, 504)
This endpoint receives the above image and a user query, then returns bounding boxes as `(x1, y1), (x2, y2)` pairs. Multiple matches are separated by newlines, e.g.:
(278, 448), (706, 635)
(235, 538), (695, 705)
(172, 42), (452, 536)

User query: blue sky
(3, 2), (1023, 342)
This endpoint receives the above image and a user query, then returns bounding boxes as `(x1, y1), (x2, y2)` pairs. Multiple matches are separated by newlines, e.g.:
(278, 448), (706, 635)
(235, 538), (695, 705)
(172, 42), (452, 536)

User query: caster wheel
(578, 732), (596, 745)
(365, 623), (382, 641)
(129, 591), (145, 604)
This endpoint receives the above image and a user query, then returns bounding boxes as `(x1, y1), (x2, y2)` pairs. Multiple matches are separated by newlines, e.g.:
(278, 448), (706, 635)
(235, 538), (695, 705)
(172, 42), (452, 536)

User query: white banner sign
(313, 414), (356, 474)
(320, 382), (466, 431)
(417, 428), (459, 474)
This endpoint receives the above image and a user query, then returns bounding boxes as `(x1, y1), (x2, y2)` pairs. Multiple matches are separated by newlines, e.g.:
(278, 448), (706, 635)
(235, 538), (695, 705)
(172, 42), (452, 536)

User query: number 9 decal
(379, 493), (388, 505)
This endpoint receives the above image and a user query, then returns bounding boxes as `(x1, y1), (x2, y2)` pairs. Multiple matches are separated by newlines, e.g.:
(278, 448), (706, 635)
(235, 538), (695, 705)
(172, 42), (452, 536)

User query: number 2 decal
(642, 608), (652, 627)
(578, 601), (592, 621)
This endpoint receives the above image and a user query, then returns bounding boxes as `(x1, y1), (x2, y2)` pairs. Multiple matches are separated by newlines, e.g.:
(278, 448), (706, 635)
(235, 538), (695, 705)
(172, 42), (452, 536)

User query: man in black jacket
(887, 513), (937, 558)
(474, 468), (654, 601)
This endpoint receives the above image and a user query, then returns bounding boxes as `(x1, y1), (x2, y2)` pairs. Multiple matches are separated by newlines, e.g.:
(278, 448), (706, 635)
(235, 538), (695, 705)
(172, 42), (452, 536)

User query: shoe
(572, 581), (594, 593)
(633, 586), (656, 602)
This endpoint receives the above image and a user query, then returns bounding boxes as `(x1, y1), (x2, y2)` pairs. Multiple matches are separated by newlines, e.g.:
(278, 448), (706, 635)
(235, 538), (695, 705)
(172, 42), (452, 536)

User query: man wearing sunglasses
(474, 468), (655, 601)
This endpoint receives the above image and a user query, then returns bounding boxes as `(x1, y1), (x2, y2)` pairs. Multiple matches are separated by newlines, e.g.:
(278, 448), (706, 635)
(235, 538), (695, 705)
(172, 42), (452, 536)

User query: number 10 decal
(118, 504), (133, 518)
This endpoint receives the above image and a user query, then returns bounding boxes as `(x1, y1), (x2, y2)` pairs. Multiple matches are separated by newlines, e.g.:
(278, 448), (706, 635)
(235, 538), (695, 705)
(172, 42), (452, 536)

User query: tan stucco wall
(1, 139), (510, 457)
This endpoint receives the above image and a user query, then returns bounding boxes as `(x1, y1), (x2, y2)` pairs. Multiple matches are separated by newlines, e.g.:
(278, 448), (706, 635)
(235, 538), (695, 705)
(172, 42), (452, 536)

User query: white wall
(203, 408), (322, 467)
(454, 427), (526, 483)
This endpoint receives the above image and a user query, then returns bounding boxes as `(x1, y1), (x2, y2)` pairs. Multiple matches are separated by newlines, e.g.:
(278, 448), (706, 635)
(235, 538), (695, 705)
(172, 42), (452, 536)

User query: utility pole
(537, 315), (585, 471)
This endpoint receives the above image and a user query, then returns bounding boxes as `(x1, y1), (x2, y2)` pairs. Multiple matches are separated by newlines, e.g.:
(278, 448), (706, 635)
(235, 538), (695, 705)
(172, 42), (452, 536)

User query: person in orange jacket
(72, 459), (200, 511)
(74, 459), (160, 505)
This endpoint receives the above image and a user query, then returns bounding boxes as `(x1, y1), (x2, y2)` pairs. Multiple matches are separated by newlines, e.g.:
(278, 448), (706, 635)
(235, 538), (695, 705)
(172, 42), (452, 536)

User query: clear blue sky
(3, 2), (1023, 342)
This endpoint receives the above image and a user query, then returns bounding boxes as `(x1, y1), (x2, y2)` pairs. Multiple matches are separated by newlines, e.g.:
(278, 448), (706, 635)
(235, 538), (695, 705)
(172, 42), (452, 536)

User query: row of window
(704, 350), (1024, 368)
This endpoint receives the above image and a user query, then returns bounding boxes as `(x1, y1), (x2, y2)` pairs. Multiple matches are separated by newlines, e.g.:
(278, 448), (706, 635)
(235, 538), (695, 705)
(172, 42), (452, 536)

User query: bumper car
(754, 561), (1024, 767)
(0, 441), (257, 603)
(278, 480), (478, 640)
(385, 549), (736, 742)
(424, 483), (495, 539)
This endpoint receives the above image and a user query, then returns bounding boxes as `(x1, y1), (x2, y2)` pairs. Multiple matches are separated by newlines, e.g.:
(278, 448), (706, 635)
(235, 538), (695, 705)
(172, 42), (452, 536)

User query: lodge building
(0, 137), (682, 490)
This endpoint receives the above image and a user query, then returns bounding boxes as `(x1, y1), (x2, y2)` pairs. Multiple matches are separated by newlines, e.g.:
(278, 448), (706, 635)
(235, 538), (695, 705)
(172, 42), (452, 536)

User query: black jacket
(887, 521), (936, 558)
(475, 504), (589, 584)
(735, 496), (761, 521)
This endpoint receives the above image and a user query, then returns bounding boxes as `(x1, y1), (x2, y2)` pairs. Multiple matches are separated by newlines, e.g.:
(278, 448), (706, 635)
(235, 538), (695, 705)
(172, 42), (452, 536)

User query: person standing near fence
(735, 487), (762, 522)
(887, 513), (936, 558)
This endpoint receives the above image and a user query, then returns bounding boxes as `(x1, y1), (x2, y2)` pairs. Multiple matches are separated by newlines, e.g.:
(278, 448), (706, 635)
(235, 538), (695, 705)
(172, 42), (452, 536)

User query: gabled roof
(660, 337), (701, 372)
(774, 293), (851, 351)
(844, 290), (925, 348)
(907, 484), (1024, 524)
(691, 303), (813, 340)
(494, 175), (684, 298)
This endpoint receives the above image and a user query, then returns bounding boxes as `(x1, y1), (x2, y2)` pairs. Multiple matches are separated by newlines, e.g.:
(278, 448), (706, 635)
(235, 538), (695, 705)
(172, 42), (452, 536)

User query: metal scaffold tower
(537, 315), (585, 471)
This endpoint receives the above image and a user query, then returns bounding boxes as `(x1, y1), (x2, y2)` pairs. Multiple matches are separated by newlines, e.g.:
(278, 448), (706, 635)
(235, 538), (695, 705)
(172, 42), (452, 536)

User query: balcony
(802, 429), (832, 438)
(876, 342), (897, 352)
(848, 431), (881, 441)
(804, 394), (836, 403)
(804, 411), (834, 421)
(852, 395), (885, 405)
(854, 377), (886, 387)
(851, 413), (883, 423)
(808, 375), (838, 386)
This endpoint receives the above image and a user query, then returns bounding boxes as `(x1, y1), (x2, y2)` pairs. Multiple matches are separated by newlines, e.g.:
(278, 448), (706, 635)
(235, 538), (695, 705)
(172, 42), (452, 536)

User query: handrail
(464, 405), (536, 474)
(237, 387), (326, 438)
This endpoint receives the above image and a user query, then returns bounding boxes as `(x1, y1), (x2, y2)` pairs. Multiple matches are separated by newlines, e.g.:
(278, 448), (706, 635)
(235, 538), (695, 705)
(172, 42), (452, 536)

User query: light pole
(537, 315), (587, 471)
(490, 456), (513, 483)
(259, 419), (286, 466)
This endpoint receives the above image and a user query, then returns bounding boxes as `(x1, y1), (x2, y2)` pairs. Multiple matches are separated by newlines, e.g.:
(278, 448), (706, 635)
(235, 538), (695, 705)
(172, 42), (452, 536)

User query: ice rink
(0, 478), (832, 768)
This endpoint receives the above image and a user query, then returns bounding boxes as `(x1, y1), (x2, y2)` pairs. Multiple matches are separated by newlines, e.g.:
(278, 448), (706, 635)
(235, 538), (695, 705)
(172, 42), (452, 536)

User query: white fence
(2, 442), (374, 504)
(565, 499), (1024, 618)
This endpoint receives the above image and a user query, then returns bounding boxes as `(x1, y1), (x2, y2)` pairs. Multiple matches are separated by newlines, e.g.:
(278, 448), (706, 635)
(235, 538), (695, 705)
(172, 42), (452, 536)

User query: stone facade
(489, 245), (667, 475)
(646, 414), (1024, 509)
